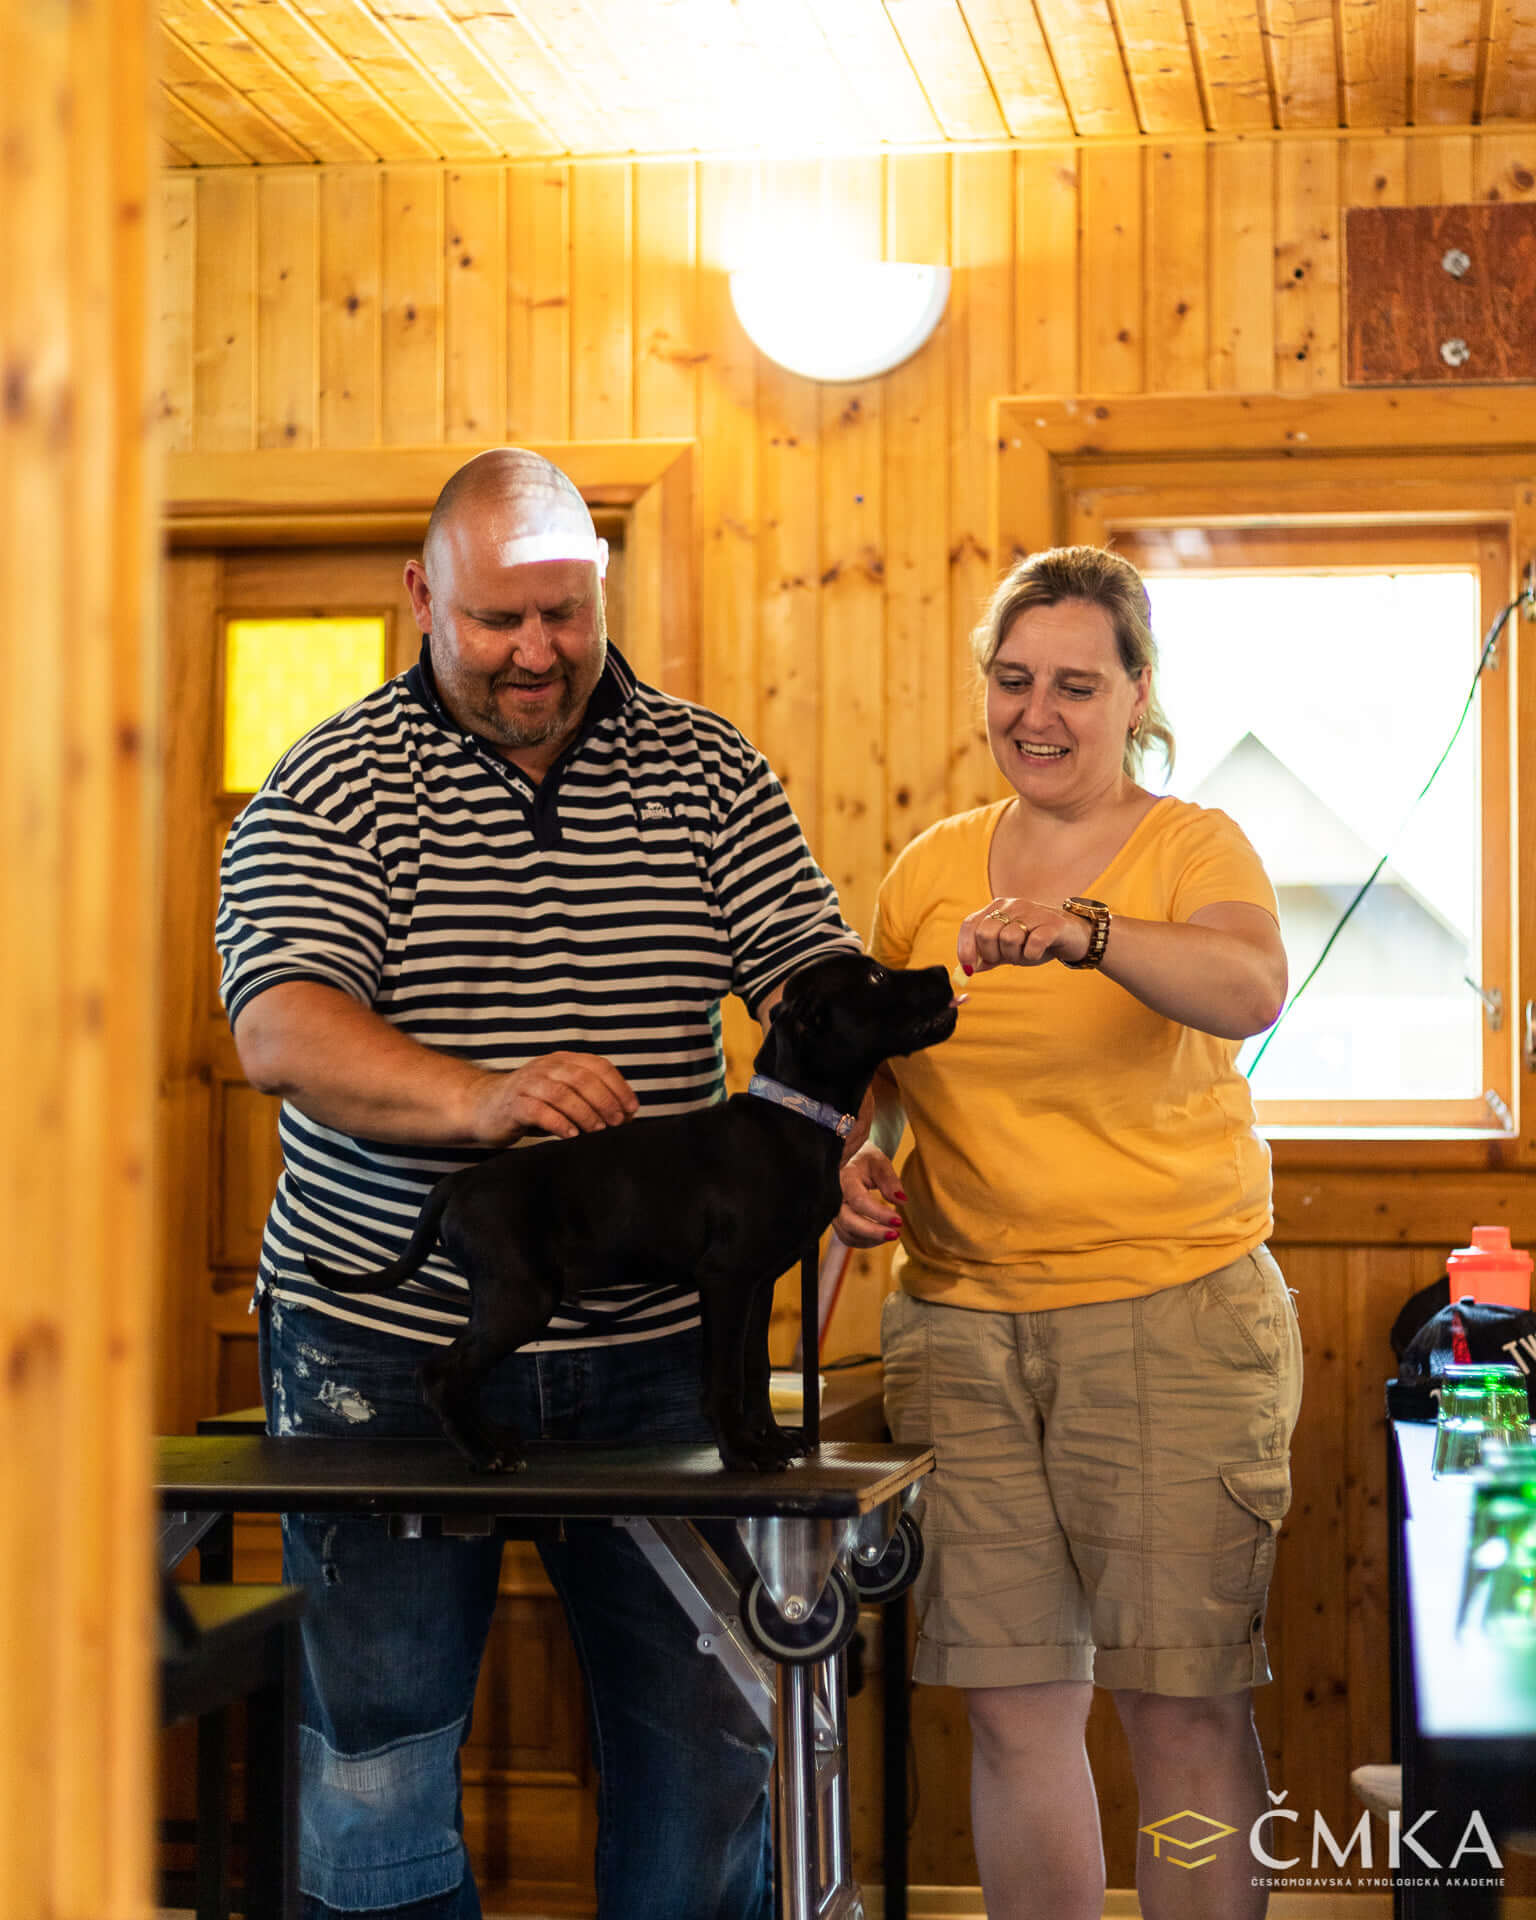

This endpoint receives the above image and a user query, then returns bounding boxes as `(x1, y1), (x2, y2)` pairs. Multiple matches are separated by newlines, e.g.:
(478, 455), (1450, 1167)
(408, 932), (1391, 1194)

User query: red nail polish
(895, 1190), (907, 1202)
(962, 964), (973, 976)
(885, 1227), (901, 1241)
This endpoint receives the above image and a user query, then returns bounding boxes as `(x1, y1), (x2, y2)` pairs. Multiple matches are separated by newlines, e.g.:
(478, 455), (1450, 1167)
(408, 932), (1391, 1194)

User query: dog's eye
(866, 964), (887, 985)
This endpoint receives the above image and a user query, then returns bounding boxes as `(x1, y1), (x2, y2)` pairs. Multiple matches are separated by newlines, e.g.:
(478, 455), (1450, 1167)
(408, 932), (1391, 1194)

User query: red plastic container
(1447, 1226), (1534, 1311)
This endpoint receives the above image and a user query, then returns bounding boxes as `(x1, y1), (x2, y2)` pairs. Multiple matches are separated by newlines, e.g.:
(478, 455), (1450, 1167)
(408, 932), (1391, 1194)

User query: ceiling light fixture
(728, 260), (951, 383)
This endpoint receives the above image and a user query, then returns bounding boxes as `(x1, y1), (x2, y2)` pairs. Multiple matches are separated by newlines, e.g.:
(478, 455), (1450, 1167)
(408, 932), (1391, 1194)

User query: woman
(838, 546), (1301, 1920)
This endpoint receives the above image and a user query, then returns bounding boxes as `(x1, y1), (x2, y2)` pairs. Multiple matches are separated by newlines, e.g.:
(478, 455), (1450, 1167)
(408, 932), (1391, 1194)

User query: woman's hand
(835, 1142), (906, 1248)
(957, 897), (1090, 975)
(954, 895), (1287, 1040)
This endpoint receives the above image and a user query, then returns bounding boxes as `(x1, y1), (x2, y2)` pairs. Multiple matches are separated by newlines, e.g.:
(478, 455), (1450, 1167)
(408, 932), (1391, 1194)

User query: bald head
(405, 447), (611, 780)
(423, 449), (600, 580)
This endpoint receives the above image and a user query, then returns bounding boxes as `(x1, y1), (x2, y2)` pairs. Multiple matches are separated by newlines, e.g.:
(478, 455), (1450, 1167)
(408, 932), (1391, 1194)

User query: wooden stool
(161, 1577), (305, 1920)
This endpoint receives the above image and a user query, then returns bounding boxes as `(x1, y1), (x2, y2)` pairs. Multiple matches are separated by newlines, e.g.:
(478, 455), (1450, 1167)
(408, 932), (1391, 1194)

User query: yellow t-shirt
(871, 794), (1279, 1311)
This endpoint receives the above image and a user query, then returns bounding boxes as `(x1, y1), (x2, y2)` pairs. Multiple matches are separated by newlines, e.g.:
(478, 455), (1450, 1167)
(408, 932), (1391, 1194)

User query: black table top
(1396, 1421), (1536, 1753)
(157, 1433), (934, 1522)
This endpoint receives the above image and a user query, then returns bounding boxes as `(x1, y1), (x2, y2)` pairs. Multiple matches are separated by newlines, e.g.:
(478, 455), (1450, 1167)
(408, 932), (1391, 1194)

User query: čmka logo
(1142, 1791), (1504, 1879)
(1138, 1810), (1238, 1870)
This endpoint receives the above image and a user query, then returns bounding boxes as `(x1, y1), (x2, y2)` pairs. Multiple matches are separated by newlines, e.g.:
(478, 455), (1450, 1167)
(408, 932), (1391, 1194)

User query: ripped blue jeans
(259, 1294), (774, 1920)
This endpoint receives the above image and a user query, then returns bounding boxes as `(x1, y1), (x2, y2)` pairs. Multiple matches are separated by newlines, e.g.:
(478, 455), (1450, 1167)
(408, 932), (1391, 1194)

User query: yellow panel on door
(223, 614), (387, 793)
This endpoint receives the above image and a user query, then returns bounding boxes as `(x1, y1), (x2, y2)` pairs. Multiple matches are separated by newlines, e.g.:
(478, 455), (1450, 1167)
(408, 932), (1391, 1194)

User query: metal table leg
(620, 1513), (874, 1920)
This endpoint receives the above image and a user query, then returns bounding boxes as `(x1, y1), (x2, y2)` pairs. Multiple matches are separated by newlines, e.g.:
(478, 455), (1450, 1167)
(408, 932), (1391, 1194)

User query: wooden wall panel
(160, 173), (198, 451)
(632, 161), (699, 439)
(817, 155), (887, 947)
(1210, 140), (1277, 388)
(382, 168), (444, 445)
(947, 149), (1014, 816)
(1146, 143), (1210, 391)
(695, 161), (760, 739)
(3, 0), (159, 1907)
(1012, 146), (1078, 395)
(256, 173), (317, 448)
(885, 154), (953, 861)
(569, 163), (634, 441)
(507, 162), (570, 443)
(158, 128), (1536, 1901)
(1275, 138), (1342, 387)
(444, 168), (507, 444)
(193, 172), (256, 449)
(318, 169), (382, 446)
(1079, 146), (1146, 392)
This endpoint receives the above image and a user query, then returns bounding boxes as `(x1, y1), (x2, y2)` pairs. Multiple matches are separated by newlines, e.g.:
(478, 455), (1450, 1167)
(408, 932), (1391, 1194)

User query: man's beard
(477, 664), (578, 747)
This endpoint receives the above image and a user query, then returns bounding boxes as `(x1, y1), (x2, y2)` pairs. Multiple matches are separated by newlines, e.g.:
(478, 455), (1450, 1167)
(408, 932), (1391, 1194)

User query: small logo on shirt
(639, 801), (671, 821)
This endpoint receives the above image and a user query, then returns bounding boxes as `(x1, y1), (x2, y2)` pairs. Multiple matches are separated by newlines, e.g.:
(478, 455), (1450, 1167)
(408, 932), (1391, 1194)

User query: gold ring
(985, 905), (1012, 924)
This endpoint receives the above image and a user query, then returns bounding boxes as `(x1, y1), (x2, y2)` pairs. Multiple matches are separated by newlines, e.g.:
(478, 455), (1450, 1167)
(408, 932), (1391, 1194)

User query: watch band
(1060, 896), (1111, 970)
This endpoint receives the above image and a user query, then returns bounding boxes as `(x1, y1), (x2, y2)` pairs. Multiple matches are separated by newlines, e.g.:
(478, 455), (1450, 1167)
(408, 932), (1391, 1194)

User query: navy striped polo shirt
(216, 639), (857, 1349)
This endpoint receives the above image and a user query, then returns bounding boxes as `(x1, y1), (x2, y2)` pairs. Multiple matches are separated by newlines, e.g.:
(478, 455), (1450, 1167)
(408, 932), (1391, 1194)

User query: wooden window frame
(993, 391), (1536, 1171)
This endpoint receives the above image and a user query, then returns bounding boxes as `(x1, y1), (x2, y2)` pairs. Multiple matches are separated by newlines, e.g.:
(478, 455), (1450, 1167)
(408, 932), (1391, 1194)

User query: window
(222, 614), (389, 794)
(1114, 525), (1513, 1135)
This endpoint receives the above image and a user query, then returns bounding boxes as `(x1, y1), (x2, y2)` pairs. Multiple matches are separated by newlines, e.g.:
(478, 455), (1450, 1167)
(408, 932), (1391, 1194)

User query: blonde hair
(970, 545), (1175, 778)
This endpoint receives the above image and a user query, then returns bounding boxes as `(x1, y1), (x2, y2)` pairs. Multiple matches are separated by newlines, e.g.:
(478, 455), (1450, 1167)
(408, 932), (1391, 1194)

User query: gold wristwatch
(1060, 897), (1111, 970)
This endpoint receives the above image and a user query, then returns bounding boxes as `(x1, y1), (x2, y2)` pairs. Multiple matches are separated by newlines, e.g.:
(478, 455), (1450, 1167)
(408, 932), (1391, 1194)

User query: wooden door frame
(164, 440), (698, 700)
(991, 389), (1536, 1182)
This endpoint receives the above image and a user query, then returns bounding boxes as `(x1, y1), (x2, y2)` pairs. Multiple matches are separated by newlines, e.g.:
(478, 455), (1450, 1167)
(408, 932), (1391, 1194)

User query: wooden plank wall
(2, 1), (161, 1915)
(159, 133), (1536, 1896)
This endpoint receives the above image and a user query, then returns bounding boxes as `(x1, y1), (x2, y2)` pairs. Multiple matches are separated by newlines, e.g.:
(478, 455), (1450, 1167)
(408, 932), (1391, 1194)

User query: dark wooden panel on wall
(1346, 202), (1536, 384)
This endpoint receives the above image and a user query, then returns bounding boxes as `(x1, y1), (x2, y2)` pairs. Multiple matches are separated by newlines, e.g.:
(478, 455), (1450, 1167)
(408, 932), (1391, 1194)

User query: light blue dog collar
(747, 1074), (856, 1139)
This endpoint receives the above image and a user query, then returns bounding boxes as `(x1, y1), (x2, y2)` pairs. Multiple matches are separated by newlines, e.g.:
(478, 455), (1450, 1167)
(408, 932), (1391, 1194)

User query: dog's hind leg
(419, 1328), (529, 1473)
(418, 1274), (560, 1472)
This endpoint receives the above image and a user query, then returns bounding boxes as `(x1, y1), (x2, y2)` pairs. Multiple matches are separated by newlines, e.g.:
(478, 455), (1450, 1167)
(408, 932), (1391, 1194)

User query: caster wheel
(741, 1563), (858, 1665)
(850, 1511), (925, 1603)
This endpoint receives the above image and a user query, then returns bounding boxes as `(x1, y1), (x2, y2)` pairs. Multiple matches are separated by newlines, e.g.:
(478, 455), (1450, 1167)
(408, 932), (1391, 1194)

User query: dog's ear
(752, 1019), (782, 1076)
(754, 987), (821, 1075)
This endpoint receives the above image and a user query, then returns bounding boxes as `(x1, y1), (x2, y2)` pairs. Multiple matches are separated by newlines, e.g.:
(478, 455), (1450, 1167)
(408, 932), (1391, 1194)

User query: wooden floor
(157, 1894), (1536, 1918)
(147, 1897), (1419, 1919)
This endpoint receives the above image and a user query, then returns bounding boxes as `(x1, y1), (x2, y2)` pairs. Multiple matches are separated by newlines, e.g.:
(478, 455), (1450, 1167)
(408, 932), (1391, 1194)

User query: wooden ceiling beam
(160, 20), (317, 163)
(1111, 0), (1208, 132)
(215, 0), (438, 162)
(1033, 0), (1141, 135)
(954, 0), (1072, 139)
(882, 0), (1011, 141)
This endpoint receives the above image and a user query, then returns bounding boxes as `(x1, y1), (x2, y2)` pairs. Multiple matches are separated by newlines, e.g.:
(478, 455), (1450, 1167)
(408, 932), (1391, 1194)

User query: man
(217, 448), (858, 1919)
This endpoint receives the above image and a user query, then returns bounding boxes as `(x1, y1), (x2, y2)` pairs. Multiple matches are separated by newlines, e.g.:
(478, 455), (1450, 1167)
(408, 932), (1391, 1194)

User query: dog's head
(754, 952), (958, 1093)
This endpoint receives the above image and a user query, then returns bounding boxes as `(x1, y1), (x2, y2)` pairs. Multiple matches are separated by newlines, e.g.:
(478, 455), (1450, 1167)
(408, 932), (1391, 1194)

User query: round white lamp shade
(729, 260), (951, 382)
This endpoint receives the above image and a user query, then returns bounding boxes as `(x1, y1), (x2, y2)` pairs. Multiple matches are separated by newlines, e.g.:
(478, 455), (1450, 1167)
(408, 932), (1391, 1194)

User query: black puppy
(304, 952), (958, 1472)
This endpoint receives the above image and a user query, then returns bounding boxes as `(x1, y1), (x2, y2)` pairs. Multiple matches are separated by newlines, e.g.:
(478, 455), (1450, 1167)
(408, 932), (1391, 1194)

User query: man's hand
(234, 980), (641, 1147)
(834, 1142), (906, 1248)
(469, 1052), (639, 1145)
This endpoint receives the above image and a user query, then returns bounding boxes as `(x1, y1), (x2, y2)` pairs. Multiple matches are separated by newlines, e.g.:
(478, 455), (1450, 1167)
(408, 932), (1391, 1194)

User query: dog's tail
(304, 1178), (453, 1294)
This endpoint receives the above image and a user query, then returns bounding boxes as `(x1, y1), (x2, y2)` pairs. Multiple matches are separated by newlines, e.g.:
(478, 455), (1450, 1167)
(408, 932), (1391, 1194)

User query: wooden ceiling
(160, 0), (1536, 168)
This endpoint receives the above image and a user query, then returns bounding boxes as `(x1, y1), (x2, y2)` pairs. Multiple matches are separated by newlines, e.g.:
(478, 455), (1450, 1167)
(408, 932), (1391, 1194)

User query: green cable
(1246, 593), (1520, 1078)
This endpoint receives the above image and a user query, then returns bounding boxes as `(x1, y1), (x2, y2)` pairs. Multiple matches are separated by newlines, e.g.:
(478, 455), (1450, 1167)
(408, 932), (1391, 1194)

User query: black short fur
(304, 953), (958, 1472)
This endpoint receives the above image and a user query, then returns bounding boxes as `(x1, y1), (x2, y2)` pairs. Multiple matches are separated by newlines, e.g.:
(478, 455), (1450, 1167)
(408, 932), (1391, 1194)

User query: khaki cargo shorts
(882, 1245), (1303, 1697)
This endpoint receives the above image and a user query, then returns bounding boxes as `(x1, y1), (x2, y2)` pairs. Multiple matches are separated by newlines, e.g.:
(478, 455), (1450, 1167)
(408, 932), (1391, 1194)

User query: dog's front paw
(763, 1427), (810, 1464)
(718, 1436), (791, 1473)
(470, 1448), (526, 1475)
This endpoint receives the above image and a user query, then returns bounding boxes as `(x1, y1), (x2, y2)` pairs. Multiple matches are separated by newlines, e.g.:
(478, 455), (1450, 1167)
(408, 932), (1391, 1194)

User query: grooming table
(158, 1430), (932, 1920)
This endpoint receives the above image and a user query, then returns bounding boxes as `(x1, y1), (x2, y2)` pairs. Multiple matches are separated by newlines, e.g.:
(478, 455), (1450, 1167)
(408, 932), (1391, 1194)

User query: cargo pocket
(1213, 1458), (1292, 1604)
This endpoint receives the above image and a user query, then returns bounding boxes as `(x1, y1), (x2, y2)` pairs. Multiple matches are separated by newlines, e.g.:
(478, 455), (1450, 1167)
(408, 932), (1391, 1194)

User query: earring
(1129, 717), (1144, 742)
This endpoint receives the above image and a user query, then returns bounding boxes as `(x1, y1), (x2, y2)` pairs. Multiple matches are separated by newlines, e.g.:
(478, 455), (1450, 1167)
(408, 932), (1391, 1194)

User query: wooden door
(157, 541), (599, 1913)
